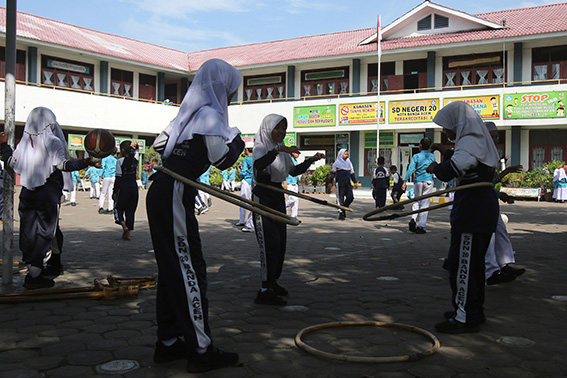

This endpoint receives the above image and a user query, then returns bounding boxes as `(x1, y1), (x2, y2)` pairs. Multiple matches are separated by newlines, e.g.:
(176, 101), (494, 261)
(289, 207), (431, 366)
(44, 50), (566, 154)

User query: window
(443, 53), (505, 87)
(243, 72), (286, 102)
(41, 55), (94, 91)
(367, 62), (395, 93)
(418, 15), (431, 31)
(139, 73), (156, 101)
(111, 68), (133, 97)
(435, 14), (449, 29)
(532, 45), (567, 82)
(0, 48), (26, 81)
(301, 67), (349, 98)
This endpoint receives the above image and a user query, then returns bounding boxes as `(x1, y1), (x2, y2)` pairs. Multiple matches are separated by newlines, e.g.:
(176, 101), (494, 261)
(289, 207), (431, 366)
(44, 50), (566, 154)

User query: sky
(16, 0), (567, 53)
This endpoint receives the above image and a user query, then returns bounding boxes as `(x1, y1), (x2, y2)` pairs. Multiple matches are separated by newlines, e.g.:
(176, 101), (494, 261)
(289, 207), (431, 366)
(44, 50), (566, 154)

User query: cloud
(118, 0), (253, 18)
(120, 16), (247, 52)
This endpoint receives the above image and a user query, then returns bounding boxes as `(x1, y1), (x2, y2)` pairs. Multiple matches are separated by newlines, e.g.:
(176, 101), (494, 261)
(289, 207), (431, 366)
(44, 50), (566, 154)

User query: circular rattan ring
(295, 321), (440, 363)
(363, 182), (494, 221)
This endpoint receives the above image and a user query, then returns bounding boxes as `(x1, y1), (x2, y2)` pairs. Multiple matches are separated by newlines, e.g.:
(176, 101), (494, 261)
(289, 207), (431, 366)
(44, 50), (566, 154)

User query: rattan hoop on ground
(363, 182), (493, 221)
(295, 321), (440, 363)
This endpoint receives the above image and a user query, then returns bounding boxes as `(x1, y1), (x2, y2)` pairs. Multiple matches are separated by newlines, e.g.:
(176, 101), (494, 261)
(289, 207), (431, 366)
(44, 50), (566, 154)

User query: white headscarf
(253, 114), (294, 183)
(332, 148), (354, 171)
(162, 59), (242, 159)
(433, 101), (499, 171)
(13, 107), (73, 191)
(554, 166), (567, 182)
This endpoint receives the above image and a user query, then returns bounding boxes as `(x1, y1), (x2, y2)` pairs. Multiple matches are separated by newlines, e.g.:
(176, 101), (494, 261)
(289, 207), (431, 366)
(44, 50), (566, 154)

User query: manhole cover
(377, 276), (399, 281)
(280, 305), (309, 312)
(96, 360), (139, 374)
(496, 336), (535, 347)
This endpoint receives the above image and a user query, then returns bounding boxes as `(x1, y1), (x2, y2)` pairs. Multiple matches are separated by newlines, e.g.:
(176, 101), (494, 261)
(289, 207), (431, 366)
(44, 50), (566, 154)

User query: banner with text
(503, 91), (566, 119)
(443, 95), (500, 119)
(389, 99), (439, 123)
(339, 102), (385, 125)
(294, 105), (336, 127)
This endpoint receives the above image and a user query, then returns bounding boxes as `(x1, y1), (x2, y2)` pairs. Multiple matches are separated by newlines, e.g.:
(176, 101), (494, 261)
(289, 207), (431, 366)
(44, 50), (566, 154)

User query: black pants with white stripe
(18, 197), (60, 270)
(252, 190), (287, 289)
(447, 232), (492, 324)
(146, 176), (212, 349)
(335, 182), (354, 215)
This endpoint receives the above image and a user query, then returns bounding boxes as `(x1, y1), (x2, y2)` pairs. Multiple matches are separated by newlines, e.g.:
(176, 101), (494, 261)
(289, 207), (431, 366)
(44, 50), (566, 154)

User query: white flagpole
(376, 15), (382, 161)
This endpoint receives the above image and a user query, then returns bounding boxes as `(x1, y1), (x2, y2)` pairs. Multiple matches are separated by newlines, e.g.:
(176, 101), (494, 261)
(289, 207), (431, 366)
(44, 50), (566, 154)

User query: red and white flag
(377, 15), (382, 57)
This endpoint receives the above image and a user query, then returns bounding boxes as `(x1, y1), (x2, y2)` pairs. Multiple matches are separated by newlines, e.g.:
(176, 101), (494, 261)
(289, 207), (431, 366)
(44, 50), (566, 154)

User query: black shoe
(415, 227), (426, 234)
(23, 274), (55, 290)
(104, 209), (113, 214)
(186, 345), (239, 373)
(338, 213), (346, 220)
(43, 263), (63, 278)
(153, 339), (187, 363)
(271, 282), (289, 297)
(444, 311), (486, 324)
(435, 318), (480, 334)
(501, 265), (526, 277)
(98, 208), (105, 214)
(409, 219), (416, 232)
(486, 270), (516, 285)
(254, 288), (287, 305)
(207, 198), (212, 207)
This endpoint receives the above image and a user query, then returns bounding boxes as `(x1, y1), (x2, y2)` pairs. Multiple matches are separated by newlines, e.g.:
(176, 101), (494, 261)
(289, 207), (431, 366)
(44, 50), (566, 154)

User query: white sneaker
(241, 227), (254, 233)
(200, 206), (209, 214)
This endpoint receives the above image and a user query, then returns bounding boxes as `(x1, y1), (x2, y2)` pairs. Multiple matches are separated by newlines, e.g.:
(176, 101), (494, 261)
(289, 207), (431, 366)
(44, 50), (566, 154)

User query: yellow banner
(444, 95), (500, 119)
(389, 99), (439, 123)
(339, 102), (385, 125)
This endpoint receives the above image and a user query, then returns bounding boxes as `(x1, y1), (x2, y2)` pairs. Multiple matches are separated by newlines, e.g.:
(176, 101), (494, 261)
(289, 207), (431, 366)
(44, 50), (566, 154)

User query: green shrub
(311, 164), (331, 186)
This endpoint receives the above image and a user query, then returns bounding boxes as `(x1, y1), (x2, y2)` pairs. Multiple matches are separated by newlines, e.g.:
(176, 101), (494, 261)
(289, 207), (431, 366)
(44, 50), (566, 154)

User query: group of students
(1, 58), (531, 373)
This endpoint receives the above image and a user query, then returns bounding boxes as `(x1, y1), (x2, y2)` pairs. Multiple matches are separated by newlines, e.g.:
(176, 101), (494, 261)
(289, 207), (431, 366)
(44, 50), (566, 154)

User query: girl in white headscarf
(329, 148), (357, 220)
(0, 107), (95, 289)
(426, 101), (499, 334)
(252, 114), (324, 306)
(553, 165), (567, 202)
(146, 59), (243, 373)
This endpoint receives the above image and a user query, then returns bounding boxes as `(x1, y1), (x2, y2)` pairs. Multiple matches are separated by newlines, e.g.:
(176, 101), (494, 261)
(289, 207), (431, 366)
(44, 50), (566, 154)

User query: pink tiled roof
(1, 3), (566, 72)
(0, 7), (190, 71)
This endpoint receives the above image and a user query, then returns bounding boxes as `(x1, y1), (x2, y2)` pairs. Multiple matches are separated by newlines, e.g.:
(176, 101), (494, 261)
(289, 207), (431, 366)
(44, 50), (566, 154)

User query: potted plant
(312, 165), (331, 194)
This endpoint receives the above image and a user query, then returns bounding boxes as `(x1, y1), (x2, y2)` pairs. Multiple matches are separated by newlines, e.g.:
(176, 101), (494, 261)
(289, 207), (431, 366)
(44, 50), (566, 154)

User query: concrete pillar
(157, 72), (165, 102)
(180, 77), (189, 100)
(427, 51), (435, 89)
(352, 59), (360, 95)
(511, 126), (521, 165)
(100, 61), (109, 94)
(514, 42), (523, 83)
(27, 46), (38, 84)
(287, 65), (295, 99)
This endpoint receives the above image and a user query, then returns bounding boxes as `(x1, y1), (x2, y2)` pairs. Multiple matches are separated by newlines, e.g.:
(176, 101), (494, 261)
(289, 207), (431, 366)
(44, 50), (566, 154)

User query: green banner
(364, 130), (395, 148)
(504, 92), (566, 119)
(293, 105), (336, 127)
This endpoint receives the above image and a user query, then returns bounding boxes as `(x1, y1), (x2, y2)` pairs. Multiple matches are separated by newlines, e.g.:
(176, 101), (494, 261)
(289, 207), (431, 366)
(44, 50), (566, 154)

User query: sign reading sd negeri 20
(389, 99), (439, 123)
(504, 91), (565, 119)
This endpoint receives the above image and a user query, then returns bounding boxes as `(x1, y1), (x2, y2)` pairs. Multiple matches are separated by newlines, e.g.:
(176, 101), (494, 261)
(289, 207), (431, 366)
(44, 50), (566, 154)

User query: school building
(1, 1), (566, 186)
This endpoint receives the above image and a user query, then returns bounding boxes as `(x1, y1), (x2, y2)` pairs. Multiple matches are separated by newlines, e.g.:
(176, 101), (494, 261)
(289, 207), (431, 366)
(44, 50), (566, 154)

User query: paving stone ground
(1, 187), (566, 377)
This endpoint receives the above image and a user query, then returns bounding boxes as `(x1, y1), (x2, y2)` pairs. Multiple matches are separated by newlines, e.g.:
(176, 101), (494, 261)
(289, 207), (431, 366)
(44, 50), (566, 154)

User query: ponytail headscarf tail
(433, 101), (499, 171)
(333, 148), (354, 171)
(554, 166), (567, 181)
(253, 114), (294, 183)
(163, 59), (242, 159)
(13, 107), (73, 191)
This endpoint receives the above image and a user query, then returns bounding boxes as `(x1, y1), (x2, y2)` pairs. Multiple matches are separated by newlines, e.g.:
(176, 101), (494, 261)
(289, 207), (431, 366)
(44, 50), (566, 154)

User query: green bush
(501, 160), (564, 190)
(311, 165), (331, 186)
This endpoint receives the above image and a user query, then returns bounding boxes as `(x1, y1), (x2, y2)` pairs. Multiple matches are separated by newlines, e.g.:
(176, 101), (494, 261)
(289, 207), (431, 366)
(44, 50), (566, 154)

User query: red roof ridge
(474, 1), (567, 17)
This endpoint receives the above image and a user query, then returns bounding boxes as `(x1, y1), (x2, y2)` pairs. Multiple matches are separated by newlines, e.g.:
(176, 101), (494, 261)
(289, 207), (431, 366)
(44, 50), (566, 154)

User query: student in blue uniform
(0, 107), (95, 289)
(69, 170), (81, 206)
(329, 148), (357, 220)
(426, 101), (500, 334)
(220, 168), (230, 191)
(252, 114), (324, 305)
(147, 59), (244, 373)
(371, 156), (389, 208)
(284, 151), (300, 221)
(84, 165), (103, 199)
(403, 137), (436, 234)
(195, 166), (211, 215)
(113, 140), (139, 240)
(99, 153), (117, 214)
(237, 141), (254, 231)
(228, 166), (236, 191)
